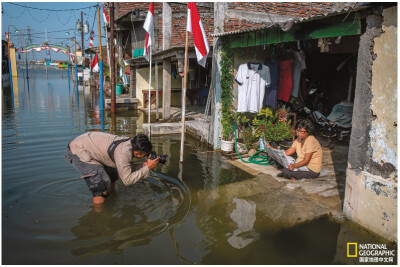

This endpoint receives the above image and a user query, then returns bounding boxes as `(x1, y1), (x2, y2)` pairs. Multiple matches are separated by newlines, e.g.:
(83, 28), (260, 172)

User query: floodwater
(2, 68), (396, 264)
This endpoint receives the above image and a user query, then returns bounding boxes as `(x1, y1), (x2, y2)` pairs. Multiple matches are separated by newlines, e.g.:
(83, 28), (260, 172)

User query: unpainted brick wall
(170, 3), (214, 47)
(115, 2), (214, 49)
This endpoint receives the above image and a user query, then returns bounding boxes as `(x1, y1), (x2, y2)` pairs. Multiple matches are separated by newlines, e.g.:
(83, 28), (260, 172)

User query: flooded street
(2, 69), (395, 264)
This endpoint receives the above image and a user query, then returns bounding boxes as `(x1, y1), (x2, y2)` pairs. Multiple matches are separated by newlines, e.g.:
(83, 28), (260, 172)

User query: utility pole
(81, 11), (84, 57)
(25, 43), (30, 92)
(27, 26), (34, 62)
(110, 2), (116, 114)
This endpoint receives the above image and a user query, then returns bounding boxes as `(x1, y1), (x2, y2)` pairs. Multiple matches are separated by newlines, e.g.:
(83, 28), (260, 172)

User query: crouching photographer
(65, 132), (160, 205)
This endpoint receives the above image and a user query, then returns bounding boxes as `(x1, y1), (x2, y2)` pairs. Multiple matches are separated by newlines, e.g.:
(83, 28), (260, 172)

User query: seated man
(65, 132), (159, 204)
(275, 119), (322, 180)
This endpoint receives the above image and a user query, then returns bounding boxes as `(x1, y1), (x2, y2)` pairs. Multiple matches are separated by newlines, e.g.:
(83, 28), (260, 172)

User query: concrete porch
(199, 137), (350, 228)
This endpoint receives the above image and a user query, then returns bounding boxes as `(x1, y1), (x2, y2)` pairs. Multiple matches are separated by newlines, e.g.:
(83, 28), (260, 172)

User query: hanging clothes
(264, 58), (279, 108)
(277, 59), (294, 102)
(235, 62), (271, 113)
(291, 50), (306, 98)
(171, 64), (177, 79)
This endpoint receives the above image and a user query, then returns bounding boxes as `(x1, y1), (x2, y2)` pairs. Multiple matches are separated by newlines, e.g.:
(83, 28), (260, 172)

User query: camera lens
(158, 155), (167, 164)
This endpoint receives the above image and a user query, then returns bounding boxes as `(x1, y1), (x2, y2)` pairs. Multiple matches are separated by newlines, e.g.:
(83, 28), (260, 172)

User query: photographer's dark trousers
(65, 148), (119, 197)
(281, 167), (320, 180)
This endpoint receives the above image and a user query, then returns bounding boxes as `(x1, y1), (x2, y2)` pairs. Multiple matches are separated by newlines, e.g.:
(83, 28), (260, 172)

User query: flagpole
(148, 48), (152, 138)
(179, 29), (189, 163)
(97, 5), (105, 132)
(144, 2), (154, 138)
(75, 38), (79, 107)
(103, 4), (111, 101)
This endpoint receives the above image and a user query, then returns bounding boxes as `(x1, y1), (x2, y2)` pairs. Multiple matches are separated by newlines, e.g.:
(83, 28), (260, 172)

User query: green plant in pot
(251, 108), (295, 148)
(220, 39), (236, 151)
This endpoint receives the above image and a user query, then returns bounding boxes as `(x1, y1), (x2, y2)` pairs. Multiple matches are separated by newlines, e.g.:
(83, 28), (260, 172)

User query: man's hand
(289, 164), (296, 171)
(146, 155), (159, 170)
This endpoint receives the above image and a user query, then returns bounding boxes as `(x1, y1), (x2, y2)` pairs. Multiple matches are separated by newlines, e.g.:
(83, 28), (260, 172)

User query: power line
(9, 28), (75, 36)
(56, 10), (73, 25)
(27, 9), (52, 23)
(7, 2), (98, 12)
(2, 6), (27, 19)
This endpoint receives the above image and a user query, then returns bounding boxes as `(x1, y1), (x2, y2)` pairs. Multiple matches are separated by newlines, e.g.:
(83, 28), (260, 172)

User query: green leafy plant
(242, 107), (295, 147)
(220, 39), (235, 141)
(240, 126), (259, 150)
(103, 63), (110, 78)
(263, 122), (295, 142)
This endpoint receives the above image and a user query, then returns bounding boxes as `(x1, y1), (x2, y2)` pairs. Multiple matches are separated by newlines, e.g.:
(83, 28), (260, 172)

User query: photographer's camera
(150, 151), (168, 164)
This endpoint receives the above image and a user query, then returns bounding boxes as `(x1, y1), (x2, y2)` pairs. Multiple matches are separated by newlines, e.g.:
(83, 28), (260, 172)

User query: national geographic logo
(347, 243), (358, 257)
(347, 243), (396, 263)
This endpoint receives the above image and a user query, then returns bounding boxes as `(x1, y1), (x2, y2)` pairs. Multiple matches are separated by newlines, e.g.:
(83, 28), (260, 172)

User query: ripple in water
(69, 172), (191, 258)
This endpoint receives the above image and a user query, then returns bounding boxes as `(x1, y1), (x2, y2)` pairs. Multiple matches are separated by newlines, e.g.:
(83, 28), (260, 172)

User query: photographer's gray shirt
(69, 132), (150, 186)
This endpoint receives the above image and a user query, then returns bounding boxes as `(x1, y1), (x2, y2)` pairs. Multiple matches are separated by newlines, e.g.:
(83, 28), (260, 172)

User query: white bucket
(221, 139), (234, 152)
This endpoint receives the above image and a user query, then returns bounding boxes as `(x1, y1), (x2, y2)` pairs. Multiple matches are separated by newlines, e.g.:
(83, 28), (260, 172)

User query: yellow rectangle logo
(347, 243), (358, 257)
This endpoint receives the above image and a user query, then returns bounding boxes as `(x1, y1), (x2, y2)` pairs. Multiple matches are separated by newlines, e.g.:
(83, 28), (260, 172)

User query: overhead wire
(5, 2), (103, 57)
(27, 9), (52, 23)
(7, 2), (98, 12)
(2, 6), (27, 19)
(56, 10), (73, 25)
(9, 28), (75, 37)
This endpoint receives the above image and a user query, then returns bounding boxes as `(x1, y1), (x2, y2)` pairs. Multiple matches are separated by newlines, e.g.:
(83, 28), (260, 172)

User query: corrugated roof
(212, 2), (369, 37)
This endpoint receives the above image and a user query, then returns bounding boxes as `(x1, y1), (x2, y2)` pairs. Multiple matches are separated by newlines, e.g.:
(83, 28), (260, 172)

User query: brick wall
(157, 11), (163, 48)
(117, 2), (151, 18)
(115, 2), (214, 49)
(170, 3), (214, 47)
(224, 18), (265, 32)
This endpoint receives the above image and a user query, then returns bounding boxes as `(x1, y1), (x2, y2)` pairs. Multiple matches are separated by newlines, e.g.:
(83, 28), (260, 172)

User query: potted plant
(221, 111), (235, 152)
(240, 126), (259, 150)
(220, 40), (235, 152)
(251, 108), (295, 149)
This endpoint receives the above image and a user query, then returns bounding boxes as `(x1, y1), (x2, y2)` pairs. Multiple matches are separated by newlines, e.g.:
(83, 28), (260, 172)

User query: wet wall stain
(364, 173), (397, 200)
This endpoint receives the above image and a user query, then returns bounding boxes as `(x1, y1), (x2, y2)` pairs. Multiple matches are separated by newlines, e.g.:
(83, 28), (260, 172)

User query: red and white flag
(187, 2), (209, 67)
(91, 53), (99, 72)
(5, 32), (9, 42)
(102, 4), (110, 25)
(89, 31), (94, 48)
(143, 2), (154, 62)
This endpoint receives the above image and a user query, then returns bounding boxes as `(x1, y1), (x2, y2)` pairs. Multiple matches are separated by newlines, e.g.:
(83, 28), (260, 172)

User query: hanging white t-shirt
(235, 63), (271, 113)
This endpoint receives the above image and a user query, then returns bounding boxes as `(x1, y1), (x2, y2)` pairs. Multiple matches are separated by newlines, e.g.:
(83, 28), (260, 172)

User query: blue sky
(2, 2), (106, 61)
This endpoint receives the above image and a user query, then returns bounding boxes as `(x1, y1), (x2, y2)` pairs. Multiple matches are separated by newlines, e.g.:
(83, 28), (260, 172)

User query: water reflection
(226, 198), (259, 249)
(12, 76), (19, 109)
(70, 174), (191, 258)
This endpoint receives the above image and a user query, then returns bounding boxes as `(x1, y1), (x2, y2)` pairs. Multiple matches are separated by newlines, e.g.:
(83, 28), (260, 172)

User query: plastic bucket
(116, 84), (123, 95)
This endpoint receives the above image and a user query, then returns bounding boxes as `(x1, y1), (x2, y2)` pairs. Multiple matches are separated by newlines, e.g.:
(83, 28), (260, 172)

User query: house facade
(210, 2), (397, 242)
(106, 2), (214, 118)
(106, 2), (397, 242)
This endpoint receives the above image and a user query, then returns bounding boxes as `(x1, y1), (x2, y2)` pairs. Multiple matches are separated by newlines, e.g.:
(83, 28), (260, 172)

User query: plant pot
(269, 141), (279, 148)
(221, 139), (234, 152)
(279, 140), (293, 149)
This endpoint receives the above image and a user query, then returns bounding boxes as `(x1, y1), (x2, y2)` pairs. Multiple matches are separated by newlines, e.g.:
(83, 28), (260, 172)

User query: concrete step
(105, 97), (138, 109)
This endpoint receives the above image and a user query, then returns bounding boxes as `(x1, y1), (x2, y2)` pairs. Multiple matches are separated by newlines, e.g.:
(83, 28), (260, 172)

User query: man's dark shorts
(65, 149), (119, 197)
